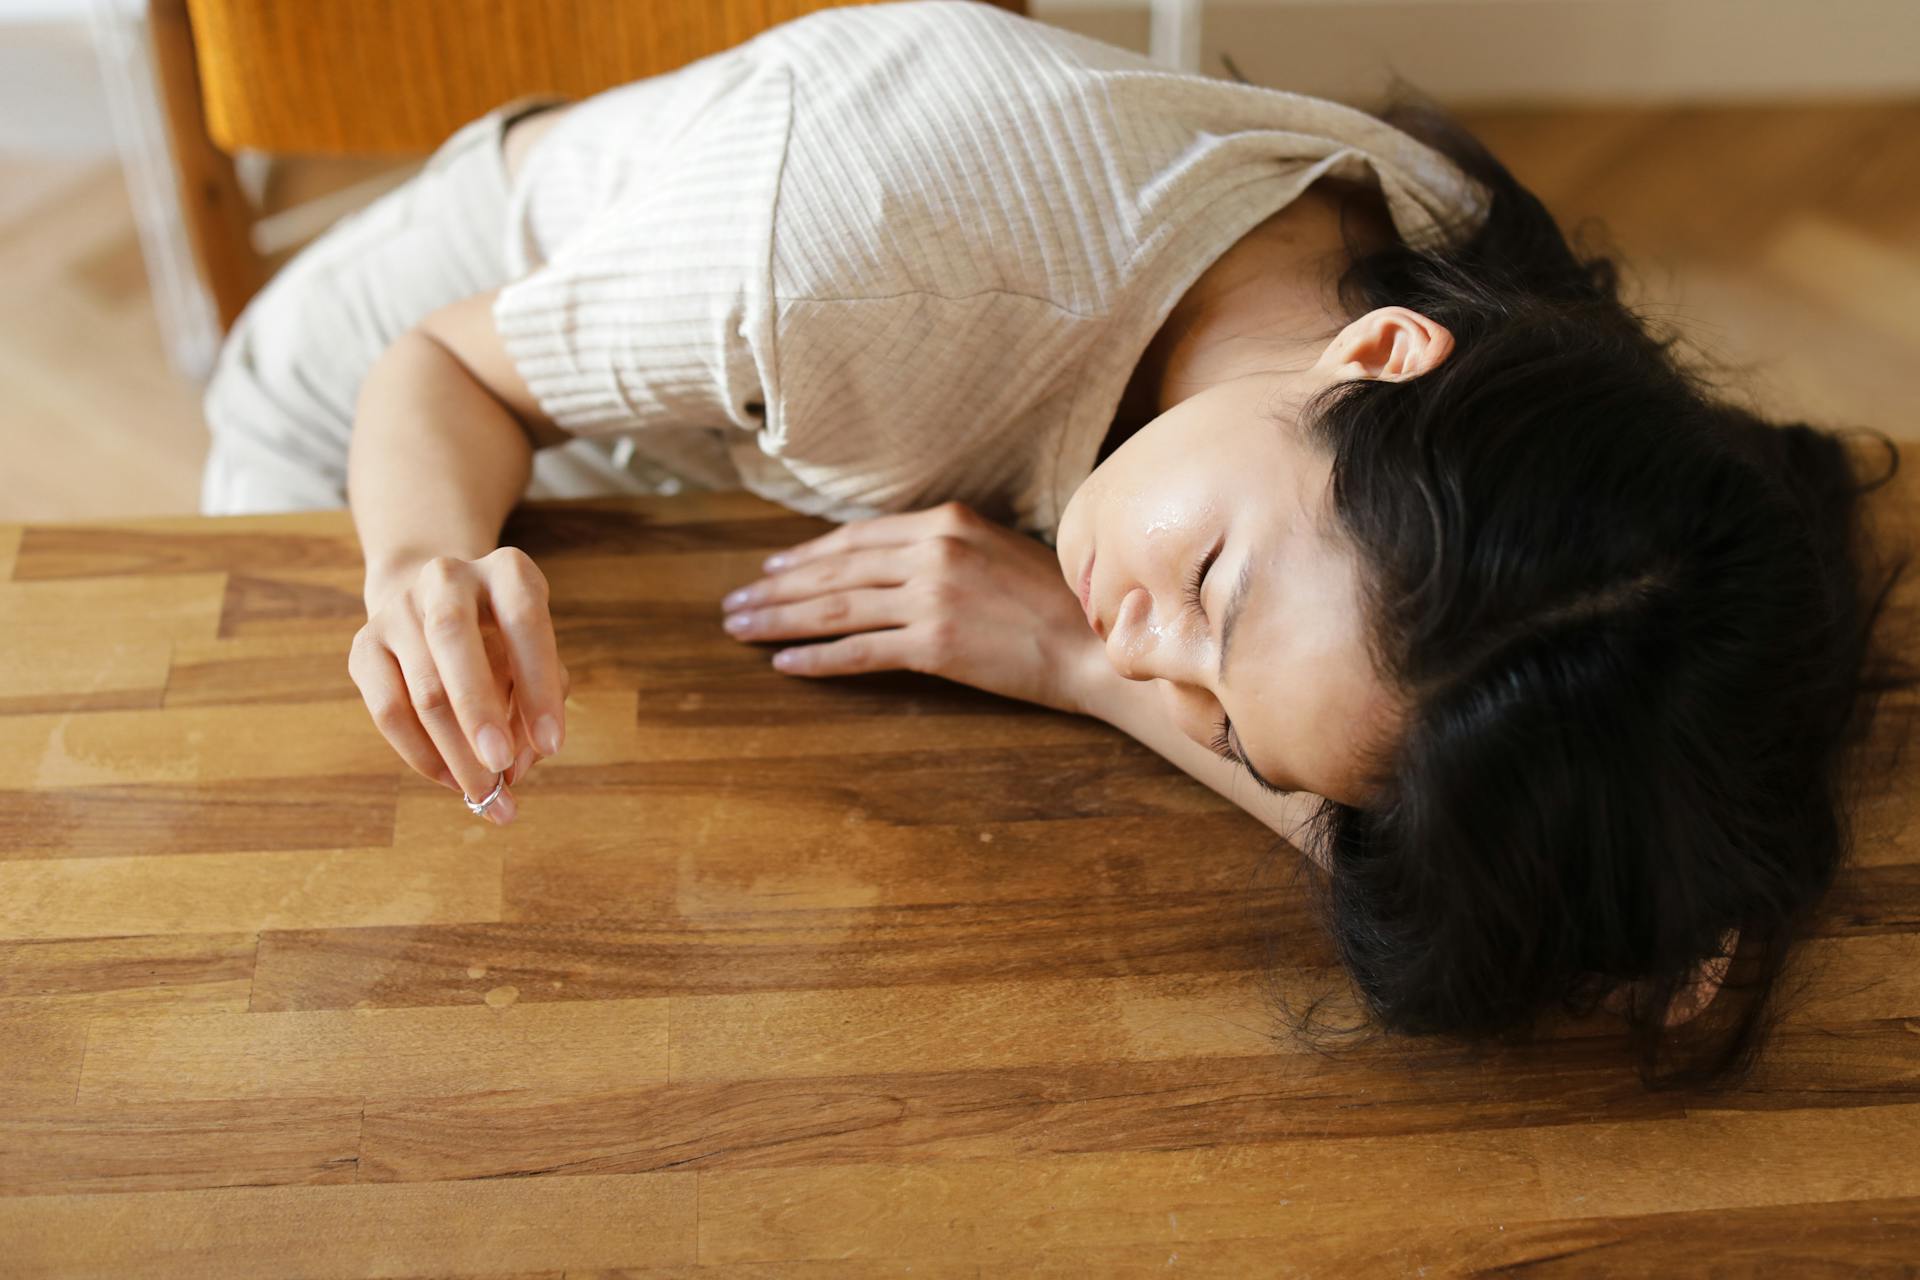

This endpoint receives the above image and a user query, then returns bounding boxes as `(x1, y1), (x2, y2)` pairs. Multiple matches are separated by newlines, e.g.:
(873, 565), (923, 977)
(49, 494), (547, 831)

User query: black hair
(1226, 70), (1919, 1091)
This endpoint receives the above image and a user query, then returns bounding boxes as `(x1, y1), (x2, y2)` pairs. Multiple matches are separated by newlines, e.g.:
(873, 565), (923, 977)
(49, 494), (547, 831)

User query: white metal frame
(1148, 0), (1204, 73)
(88, 0), (221, 383)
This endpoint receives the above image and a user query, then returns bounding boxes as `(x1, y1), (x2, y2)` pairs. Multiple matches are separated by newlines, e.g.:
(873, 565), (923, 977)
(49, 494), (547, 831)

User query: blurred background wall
(2, 0), (1917, 522)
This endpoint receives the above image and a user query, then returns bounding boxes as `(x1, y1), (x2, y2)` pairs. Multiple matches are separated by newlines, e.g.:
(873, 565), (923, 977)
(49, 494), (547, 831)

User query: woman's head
(1067, 86), (1918, 1090)
(1054, 306), (1453, 810)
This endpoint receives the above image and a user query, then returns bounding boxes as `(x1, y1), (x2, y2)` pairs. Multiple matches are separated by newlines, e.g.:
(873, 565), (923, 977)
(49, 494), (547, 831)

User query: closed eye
(1184, 535), (1222, 617)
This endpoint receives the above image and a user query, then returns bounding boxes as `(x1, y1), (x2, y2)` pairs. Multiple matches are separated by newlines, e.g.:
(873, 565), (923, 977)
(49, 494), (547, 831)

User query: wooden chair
(148, 0), (1029, 334)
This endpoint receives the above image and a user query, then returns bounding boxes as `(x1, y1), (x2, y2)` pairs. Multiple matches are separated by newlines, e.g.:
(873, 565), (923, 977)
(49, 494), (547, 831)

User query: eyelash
(1214, 714), (1286, 796)
(1209, 716), (1236, 762)
(1183, 538), (1220, 619)
(1185, 537), (1254, 782)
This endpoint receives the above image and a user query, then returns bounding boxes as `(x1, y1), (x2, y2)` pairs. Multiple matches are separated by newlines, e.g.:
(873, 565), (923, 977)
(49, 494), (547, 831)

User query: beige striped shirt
(493, 0), (1490, 542)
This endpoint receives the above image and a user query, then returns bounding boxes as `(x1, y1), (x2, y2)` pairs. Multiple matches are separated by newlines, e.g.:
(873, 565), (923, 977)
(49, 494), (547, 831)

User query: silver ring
(463, 770), (508, 816)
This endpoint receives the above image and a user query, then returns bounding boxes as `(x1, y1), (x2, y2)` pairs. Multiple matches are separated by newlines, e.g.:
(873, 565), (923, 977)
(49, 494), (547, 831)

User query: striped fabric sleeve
(490, 61), (794, 442)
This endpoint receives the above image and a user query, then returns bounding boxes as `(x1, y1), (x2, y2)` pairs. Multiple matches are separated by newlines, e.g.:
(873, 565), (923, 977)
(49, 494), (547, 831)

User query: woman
(207, 1), (1914, 1090)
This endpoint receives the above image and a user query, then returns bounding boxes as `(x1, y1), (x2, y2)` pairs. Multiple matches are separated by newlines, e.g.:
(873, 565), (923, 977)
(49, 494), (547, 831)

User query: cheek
(1297, 672), (1402, 802)
(1156, 679), (1223, 745)
(1239, 639), (1385, 801)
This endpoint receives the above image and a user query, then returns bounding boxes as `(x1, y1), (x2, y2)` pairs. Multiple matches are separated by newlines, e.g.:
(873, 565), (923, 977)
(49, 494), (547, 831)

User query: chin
(1055, 487), (1089, 580)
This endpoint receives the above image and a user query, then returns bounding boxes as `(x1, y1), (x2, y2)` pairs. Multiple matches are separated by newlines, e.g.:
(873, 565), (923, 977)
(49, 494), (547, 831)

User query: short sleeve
(492, 61), (793, 442)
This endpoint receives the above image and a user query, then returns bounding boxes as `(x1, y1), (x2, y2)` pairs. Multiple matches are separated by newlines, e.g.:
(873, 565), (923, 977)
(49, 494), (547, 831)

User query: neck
(1099, 177), (1397, 466)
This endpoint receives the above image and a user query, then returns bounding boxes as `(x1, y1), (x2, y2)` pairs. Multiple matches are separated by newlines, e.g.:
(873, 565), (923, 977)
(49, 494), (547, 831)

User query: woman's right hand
(349, 547), (570, 825)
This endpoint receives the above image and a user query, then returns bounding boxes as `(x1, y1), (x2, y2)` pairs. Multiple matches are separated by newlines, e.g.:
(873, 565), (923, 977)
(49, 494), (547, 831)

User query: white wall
(10, 1), (1913, 103)
(1035, 0), (1920, 105)
(0, 0), (93, 19)
(0, 13), (114, 156)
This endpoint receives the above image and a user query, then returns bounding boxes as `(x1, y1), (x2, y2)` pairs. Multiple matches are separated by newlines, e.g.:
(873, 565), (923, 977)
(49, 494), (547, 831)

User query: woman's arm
(1073, 658), (1331, 860)
(714, 502), (1332, 864)
(349, 288), (566, 604)
(345, 287), (578, 814)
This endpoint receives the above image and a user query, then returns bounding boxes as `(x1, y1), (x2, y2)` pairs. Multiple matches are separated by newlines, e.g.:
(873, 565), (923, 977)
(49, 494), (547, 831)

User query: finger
(507, 741), (537, 789)
(726, 543), (913, 612)
(507, 697), (540, 787)
(413, 558), (520, 775)
(385, 616), (507, 811)
(504, 663), (569, 786)
(725, 585), (911, 645)
(771, 627), (922, 678)
(479, 547), (568, 757)
(349, 636), (464, 794)
(762, 502), (973, 573)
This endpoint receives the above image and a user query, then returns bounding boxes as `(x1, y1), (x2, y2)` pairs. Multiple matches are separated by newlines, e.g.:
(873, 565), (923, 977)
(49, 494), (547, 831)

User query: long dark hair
(1230, 70), (1919, 1090)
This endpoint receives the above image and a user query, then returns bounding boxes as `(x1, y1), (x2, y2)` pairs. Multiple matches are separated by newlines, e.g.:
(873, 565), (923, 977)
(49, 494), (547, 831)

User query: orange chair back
(184, 0), (1026, 155)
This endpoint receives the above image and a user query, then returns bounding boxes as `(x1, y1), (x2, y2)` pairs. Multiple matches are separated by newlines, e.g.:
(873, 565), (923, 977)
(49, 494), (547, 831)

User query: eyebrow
(1217, 555), (1255, 687)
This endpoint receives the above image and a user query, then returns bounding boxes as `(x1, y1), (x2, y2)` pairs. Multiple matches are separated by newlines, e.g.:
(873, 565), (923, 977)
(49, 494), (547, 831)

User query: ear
(1319, 306), (1454, 383)
(1601, 928), (1741, 1027)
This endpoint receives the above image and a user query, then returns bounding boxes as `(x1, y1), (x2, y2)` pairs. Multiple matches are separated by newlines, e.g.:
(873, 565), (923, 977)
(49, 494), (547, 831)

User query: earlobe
(1661, 949), (1730, 1027)
(1602, 928), (1741, 1027)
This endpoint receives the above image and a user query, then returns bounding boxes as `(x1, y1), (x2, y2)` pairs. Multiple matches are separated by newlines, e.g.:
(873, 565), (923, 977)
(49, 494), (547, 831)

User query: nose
(1105, 584), (1205, 685)
(1106, 586), (1225, 746)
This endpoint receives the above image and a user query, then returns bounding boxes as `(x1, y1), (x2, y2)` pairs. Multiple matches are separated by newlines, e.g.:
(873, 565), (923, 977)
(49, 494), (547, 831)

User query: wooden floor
(3, 79), (1920, 1277)
(2, 475), (1915, 1275)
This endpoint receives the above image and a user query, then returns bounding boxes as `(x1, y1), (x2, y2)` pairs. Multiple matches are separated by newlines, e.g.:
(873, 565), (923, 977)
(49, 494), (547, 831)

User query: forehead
(1234, 445), (1397, 801)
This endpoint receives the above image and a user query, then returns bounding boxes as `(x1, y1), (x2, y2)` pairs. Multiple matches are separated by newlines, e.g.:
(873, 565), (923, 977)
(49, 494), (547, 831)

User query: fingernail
(724, 611), (754, 633)
(763, 552), (790, 571)
(477, 724), (514, 772)
(489, 790), (518, 825)
(534, 713), (563, 756)
(509, 744), (535, 785)
(722, 586), (753, 610)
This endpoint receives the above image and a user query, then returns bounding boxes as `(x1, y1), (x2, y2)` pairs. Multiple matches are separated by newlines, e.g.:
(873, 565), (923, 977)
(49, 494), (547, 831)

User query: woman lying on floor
(201, 2), (1915, 1090)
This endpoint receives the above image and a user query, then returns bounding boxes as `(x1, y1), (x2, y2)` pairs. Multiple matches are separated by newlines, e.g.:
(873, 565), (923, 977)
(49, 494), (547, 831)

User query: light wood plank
(0, 843), (503, 942)
(0, 1097), (360, 1196)
(0, 931), (256, 1017)
(694, 1136), (1554, 1265)
(75, 998), (671, 1104)
(0, 1173), (696, 1279)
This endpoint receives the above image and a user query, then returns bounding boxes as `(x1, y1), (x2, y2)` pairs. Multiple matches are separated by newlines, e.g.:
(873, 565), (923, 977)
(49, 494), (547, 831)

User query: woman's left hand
(718, 501), (1109, 717)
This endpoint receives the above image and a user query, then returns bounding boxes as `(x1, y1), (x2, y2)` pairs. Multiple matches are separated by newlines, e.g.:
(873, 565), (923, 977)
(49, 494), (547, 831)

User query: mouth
(1077, 548), (1101, 637)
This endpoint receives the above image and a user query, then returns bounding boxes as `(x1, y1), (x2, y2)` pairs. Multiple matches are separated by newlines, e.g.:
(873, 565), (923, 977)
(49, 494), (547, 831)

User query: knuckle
(490, 596), (545, 635)
(366, 692), (410, 729)
(819, 594), (851, 624)
(492, 546), (550, 599)
(927, 535), (968, 570)
(421, 604), (470, 638)
(925, 576), (961, 609)
(939, 500), (977, 530)
(408, 677), (451, 717)
(418, 556), (463, 587)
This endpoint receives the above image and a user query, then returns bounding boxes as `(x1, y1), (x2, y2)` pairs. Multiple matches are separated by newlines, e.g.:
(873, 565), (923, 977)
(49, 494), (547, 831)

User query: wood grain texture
(6, 99), (1920, 1276)
(2, 473), (1916, 1274)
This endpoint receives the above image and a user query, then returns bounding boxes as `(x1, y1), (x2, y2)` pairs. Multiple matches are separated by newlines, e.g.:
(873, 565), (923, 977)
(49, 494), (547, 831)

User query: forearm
(348, 329), (535, 605)
(1075, 660), (1327, 854)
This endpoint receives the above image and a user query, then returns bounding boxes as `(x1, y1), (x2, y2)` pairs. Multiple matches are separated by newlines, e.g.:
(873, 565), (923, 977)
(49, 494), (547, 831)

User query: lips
(1077, 548), (1101, 637)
